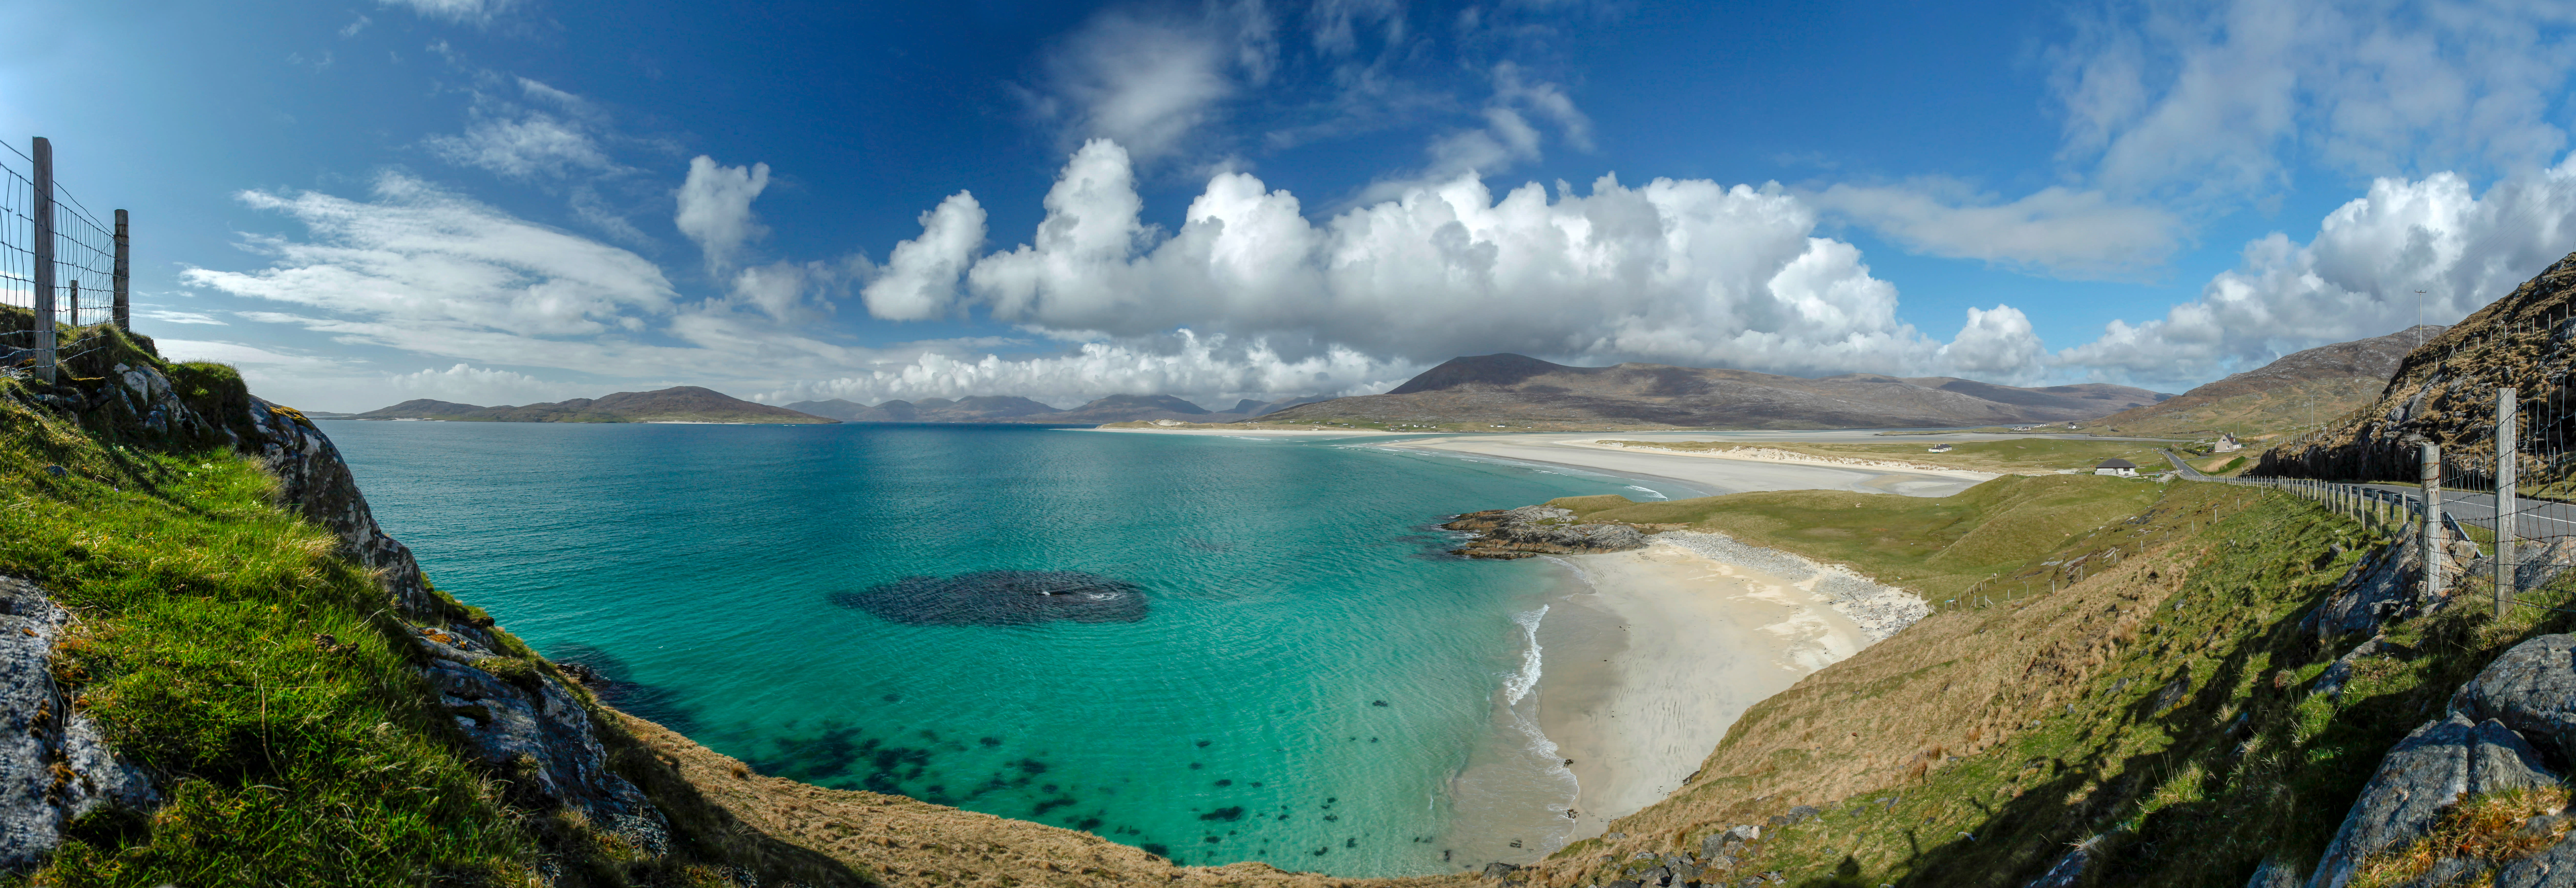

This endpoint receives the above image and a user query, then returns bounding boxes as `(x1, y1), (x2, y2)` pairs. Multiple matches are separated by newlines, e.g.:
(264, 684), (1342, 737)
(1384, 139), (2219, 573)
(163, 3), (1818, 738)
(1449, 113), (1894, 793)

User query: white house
(1928, 443), (1954, 453)
(2212, 432), (2242, 453)
(2095, 458), (2140, 477)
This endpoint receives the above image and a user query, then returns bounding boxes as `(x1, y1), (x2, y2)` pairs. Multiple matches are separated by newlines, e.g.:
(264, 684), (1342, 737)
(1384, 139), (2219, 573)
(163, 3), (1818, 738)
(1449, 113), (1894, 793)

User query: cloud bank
(2059, 155), (2576, 388)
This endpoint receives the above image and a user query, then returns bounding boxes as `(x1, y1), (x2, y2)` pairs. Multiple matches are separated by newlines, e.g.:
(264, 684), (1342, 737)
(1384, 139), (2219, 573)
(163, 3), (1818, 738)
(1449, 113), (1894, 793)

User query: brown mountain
(2080, 325), (2446, 440)
(349, 386), (837, 424)
(1260, 354), (2169, 430)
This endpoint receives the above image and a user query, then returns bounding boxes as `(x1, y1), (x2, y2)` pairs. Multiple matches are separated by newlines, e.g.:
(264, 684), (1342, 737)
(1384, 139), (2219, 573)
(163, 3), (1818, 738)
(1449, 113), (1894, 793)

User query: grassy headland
(1545, 473), (2173, 606)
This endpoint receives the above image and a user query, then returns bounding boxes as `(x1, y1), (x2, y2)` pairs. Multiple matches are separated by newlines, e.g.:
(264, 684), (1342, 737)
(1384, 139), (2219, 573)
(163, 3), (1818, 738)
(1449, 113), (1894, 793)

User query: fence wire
(2181, 464), (2576, 610)
(0, 138), (124, 372)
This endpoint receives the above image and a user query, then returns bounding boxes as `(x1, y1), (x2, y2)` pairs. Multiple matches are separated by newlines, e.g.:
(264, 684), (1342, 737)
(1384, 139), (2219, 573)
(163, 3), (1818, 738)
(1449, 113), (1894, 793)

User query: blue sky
(5, 0), (2575, 411)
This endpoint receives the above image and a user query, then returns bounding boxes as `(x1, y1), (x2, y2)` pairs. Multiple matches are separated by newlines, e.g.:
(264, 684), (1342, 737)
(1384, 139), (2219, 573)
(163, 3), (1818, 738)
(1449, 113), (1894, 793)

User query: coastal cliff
(0, 326), (1432, 887)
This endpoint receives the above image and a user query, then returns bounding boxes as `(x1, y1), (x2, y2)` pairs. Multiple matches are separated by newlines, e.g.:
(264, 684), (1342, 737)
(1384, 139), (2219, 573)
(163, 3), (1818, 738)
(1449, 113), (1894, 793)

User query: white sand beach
(1076, 426), (1412, 438)
(1385, 431), (1994, 498)
(1533, 534), (1911, 844)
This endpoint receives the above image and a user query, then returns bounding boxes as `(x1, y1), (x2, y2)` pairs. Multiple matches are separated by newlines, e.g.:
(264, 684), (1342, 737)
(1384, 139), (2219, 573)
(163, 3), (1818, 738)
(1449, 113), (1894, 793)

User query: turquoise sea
(326, 422), (1679, 876)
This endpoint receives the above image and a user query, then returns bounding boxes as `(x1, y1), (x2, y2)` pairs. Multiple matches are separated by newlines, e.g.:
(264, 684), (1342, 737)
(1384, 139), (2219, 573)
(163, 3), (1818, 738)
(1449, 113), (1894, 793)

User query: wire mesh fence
(2181, 441), (2576, 617)
(0, 136), (129, 379)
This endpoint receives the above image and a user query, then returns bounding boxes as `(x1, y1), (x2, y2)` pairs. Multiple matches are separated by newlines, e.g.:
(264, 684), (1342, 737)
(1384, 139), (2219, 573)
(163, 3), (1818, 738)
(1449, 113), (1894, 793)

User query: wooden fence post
(2497, 388), (2518, 617)
(29, 137), (53, 383)
(2423, 442), (2443, 599)
(112, 209), (128, 331)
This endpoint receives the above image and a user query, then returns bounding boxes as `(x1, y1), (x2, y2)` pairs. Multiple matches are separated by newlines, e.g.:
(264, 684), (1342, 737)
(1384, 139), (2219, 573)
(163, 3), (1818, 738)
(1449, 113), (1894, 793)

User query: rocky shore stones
(831, 570), (1148, 626)
(1444, 505), (1648, 558)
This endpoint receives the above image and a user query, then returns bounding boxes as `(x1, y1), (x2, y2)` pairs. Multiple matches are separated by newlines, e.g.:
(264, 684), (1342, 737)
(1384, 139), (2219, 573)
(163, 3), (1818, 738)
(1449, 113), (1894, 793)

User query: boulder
(0, 578), (157, 871)
(2305, 714), (2559, 888)
(2448, 634), (2576, 765)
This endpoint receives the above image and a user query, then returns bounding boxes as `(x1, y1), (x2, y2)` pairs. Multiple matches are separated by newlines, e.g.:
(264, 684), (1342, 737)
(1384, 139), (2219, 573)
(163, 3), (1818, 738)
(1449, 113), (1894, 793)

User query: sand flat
(1075, 426), (1412, 437)
(1386, 432), (1990, 498)
(1538, 539), (1872, 842)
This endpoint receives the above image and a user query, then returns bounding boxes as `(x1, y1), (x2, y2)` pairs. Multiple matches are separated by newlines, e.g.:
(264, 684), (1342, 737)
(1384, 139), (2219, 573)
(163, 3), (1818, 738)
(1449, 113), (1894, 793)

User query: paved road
(2161, 449), (2576, 540)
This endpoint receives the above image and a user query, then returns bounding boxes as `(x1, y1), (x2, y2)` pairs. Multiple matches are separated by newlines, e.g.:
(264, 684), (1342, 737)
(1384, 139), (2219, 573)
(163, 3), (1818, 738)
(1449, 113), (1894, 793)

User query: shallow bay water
(327, 422), (1664, 876)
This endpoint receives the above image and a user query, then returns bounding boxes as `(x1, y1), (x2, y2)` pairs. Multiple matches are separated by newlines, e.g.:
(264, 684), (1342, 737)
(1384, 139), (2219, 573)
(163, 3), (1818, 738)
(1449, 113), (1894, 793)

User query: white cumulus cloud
(384, 363), (601, 405)
(949, 138), (2022, 380)
(861, 192), (987, 321)
(675, 156), (770, 271)
(2058, 154), (2576, 388)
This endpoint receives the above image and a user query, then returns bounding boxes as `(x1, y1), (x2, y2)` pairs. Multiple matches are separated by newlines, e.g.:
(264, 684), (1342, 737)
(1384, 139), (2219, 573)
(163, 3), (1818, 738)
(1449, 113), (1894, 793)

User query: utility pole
(29, 137), (54, 384)
(2497, 388), (2518, 617)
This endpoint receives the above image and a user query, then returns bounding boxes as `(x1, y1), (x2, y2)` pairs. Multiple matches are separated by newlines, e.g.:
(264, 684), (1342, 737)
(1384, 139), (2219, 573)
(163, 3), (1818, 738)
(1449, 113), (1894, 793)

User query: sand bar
(1075, 426), (1410, 438)
(1536, 536), (1888, 844)
(1384, 432), (1992, 498)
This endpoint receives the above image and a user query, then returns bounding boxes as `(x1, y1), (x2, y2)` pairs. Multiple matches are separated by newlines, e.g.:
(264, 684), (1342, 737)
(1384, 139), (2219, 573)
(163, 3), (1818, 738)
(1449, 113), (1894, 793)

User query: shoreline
(1383, 434), (1991, 499)
(1522, 533), (1915, 847)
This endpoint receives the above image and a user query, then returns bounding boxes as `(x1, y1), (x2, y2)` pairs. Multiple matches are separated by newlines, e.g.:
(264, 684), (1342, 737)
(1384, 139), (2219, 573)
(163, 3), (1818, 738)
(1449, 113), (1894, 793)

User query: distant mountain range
(1252, 354), (2170, 430)
(345, 387), (836, 424)
(2081, 325), (2445, 440)
(782, 393), (1332, 424)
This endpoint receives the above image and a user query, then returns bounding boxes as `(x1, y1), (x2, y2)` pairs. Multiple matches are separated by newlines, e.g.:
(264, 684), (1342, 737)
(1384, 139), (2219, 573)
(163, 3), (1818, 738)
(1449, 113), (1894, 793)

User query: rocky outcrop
(8, 339), (678, 876)
(2255, 251), (2576, 483)
(415, 631), (670, 856)
(2301, 528), (2476, 640)
(1443, 505), (1649, 559)
(2301, 634), (2576, 888)
(0, 577), (156, 870)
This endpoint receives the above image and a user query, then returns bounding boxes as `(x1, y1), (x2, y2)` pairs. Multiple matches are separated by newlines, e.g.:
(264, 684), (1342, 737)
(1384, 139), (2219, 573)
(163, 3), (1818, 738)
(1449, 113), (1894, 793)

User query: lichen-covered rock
(416, 631), (670, 857)
(2305, 714), (2560, 888)
(2302, 529), (2464, 641)
(0, 578), (156, 871)
(237, 397), (440, 617)
(2449, 634), (2576, 764)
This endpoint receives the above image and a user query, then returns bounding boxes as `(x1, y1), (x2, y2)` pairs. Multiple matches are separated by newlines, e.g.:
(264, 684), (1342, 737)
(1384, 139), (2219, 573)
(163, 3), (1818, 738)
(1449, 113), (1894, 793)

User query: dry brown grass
(1516, 482), (2263, 888)
(2347, 786), (2572, 888)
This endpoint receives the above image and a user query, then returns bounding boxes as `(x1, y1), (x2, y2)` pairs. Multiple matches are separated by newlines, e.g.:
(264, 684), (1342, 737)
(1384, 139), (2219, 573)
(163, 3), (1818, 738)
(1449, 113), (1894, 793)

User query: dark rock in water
(830, 570), (1148, 626)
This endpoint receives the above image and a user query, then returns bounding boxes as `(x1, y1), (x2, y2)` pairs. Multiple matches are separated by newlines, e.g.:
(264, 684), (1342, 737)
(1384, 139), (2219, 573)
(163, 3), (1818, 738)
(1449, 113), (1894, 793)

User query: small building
(1928, 443), (1954, 453)
(2095, 458), (2139, 477)
(2212, 432), (2242, 453)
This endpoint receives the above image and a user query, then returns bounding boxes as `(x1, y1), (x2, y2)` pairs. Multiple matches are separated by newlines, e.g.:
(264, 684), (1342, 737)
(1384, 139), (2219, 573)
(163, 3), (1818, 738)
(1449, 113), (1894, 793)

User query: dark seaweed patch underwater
(829, 570), (1150, 626)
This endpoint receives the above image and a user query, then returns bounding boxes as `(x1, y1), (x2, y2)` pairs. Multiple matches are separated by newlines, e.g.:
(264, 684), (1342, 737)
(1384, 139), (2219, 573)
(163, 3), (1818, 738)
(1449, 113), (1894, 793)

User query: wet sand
(1537, 540), (1873, 842)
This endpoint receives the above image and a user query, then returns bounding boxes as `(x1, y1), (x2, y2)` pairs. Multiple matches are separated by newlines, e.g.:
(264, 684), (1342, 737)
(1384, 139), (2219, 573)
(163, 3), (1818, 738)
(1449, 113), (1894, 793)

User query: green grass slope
(0, 328), (861, 887)
(1550, 474), (2170, 606)
(1523, 480), (2576, 887)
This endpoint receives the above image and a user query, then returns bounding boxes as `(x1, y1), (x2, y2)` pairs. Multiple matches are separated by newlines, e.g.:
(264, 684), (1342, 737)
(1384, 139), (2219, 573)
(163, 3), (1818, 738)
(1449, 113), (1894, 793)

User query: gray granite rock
(418, 635), (669, 856)
(2494, 832), (2576, 887)
(2024, 836), (2097, 888)
(0, 578), (158, 872)
(2244, 855), (2303, 888)
(2306, 714), (2559, 888)
(2448, 634), (2576, 764)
